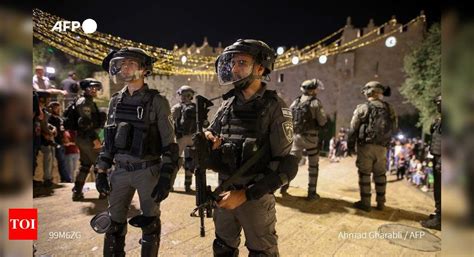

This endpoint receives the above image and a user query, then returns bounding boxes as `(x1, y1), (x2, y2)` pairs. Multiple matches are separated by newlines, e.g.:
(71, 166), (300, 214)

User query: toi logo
(51, 19), (97, 34)
(9, 209), (38, 240)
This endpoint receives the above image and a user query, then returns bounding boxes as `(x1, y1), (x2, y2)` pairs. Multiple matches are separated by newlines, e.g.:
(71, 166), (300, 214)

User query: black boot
(72, 182), (84, 201)
(376, 202), (385, 211)
(185, 185), (194, 193)
(421, 215), (441, 230)
(353, 201), (371, 212)
(307, 191), (320, 201)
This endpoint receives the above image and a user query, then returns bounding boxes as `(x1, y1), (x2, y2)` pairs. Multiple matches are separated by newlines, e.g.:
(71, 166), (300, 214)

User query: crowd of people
(328, 127), (349, 162)
(388, 137), (435, 192)
(33, 66), (98, 189)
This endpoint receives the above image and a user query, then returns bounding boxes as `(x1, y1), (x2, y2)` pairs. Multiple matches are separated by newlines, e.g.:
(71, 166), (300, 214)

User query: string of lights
(33, 8), (425, 75)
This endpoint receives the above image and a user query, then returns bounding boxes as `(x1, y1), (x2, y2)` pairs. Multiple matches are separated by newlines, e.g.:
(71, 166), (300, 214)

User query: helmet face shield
(180, 91), (194, 98)
(216, 52), (255, 86)
(109, 57), (144, 84)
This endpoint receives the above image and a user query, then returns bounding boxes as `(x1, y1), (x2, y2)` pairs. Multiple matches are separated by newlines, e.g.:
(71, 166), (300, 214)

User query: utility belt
(115, 159), (160, 172)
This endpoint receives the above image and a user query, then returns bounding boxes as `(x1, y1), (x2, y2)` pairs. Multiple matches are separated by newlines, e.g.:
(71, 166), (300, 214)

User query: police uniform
(209, 39), (298, 257)
(171, 100), (197, 191)
(281, 79), (327, 199)
(421, 96), (441, 230)
(348, 81), (397, 212)
(95, 47), (178, 257)
(209, 85), (293, 256)
(71, 92), (103, 199)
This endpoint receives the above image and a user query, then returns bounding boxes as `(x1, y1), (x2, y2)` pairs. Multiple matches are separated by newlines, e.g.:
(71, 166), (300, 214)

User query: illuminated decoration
(385, 36), (397, 47)
(291, 56), (299, 65)
(277, 46), (285, 55)
(33, 9), (426, 75)
(318, 55), (327, 64)
(181, 55), (187, 64)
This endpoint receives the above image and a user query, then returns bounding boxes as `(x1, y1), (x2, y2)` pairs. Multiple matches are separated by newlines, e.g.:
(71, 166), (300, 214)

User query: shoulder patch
(282, 120), (294, 143)
(281, 108), (292, 118)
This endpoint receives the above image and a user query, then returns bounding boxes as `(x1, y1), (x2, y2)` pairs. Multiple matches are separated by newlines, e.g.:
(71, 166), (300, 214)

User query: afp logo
(51, 18), (97, 34)
(9, 209), (38, 240)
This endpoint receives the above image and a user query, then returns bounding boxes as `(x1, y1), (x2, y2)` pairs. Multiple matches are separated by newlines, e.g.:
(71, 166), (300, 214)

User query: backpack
(177, 103), (197, 136)
(360, 101), (393, 146)
(63, 100), (80, 131)
(291, 96), (316, 134)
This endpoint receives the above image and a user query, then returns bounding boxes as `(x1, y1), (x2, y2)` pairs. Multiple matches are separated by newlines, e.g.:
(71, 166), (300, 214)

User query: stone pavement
(33, 156), (441, 256)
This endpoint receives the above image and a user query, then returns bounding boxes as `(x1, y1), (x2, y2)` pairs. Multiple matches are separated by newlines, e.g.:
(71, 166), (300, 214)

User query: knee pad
(213, 236), (238, 257)
(129, 215), (161, 235)
(91, 211), (127, 235)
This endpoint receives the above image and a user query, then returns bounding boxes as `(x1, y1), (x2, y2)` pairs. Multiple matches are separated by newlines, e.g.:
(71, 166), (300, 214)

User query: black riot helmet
(361, 81), (391, 97)
(215, 39), (277, 89)
(102, 47), (156, 84)
(176, 85), (195, 95)
(300, 79), (324, 94)
(80, 78), (102, 90)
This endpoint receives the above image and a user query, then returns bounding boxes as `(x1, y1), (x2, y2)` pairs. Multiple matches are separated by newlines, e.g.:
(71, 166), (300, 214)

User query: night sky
(34, 0), (440, 50)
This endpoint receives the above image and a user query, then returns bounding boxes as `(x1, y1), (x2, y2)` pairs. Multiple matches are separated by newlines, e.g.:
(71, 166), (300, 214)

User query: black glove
(96, 172), (110, 195)
(151, 164), (174, 202)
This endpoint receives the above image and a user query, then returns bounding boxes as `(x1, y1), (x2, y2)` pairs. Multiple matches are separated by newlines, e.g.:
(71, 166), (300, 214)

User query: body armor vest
(215, 90), (277, 177)
(291, 96), (318, 134)
(175, 103), (197, 137)
(111, 89), (162, 158)
(430, 118), (441, 156)
(358, 101), (393, 146)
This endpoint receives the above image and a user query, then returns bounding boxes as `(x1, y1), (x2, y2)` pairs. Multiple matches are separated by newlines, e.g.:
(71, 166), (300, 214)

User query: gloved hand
(95, 172), (110, 195)
(151, 164), (174, 202)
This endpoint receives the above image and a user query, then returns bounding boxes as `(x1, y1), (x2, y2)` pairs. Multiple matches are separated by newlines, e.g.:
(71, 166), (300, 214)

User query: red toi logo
(9, 209), (38, 240)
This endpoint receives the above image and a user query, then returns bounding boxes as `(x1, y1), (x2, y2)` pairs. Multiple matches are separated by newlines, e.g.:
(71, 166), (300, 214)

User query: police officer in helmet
(71, 78), (104, 201)
(421, 95), (442, 230)
(348, 81), (397, 212)
(94, 47), (179, 257)
(171, 85), (197, 192)
(205, 39), (298, 256)
(280, 78), (327, 200)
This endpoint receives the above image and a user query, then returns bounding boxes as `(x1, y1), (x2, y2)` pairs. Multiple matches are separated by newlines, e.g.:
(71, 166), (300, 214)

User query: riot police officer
(348, 81), (397, 212)
(71, 78), (105, 201)
(205, 39), (298, 256)
(171, 85), (197, 192)
(421, 95), (441, 230)
(280, 78), (327, 200)
(94, 47), (178, 257)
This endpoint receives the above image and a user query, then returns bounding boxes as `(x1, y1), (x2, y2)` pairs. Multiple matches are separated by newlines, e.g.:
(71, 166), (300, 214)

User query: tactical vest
(359, 101), (393, 146)
(430, 118), (441, 156)
(75, 96), (102, 135)
(291, 96), (318, 134)
(110, 89), (162, 158)
(215, 90), (277, 176)
(176, 103), (197, 137)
